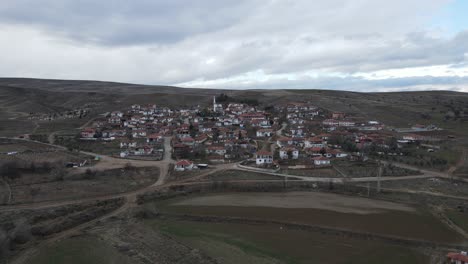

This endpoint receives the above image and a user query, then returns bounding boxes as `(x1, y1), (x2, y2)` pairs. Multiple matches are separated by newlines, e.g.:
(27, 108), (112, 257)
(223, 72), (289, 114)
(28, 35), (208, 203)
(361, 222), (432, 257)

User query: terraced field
(142, 191), (468, 263)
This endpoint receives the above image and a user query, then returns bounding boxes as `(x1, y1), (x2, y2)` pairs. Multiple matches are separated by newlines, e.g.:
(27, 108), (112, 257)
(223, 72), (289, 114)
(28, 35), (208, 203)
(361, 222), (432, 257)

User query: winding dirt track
(6, 137), (233, 264)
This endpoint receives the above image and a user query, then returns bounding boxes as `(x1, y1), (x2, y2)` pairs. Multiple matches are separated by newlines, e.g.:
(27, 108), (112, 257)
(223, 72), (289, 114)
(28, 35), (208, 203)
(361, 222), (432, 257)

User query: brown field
(156, 192), (465, 244)
(173, 192), (414, 214)
(8, 167), (159, 204)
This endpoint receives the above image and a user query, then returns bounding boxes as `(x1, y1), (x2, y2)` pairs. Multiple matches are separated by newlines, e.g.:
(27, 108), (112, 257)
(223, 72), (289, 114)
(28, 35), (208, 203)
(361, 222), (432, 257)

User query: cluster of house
(79, 97), (273, 163)
(78, 97), (410, 170)
(253, 104), (390, 167)
(322, 112), (384, 131)
(171, 97), (273, 164)
(80, 104), (175, 159)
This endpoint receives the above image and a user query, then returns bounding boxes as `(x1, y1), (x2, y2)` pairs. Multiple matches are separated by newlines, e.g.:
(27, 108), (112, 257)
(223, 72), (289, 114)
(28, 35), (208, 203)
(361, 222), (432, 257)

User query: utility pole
(377, 161), (382, 193)
(367, 182), (370, 197)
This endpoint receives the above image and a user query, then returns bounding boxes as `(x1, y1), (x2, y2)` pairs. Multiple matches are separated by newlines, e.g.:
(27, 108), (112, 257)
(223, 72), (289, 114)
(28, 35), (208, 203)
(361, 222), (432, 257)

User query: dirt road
(235, 164), (439, 183)
(6, 137), (233, 264)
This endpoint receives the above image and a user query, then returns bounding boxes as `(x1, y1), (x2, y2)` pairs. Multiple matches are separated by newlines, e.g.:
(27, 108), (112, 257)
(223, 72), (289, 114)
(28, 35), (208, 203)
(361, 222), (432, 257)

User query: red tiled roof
(308, 136), (323, 142)
(176, 160), (193, 166)
(256, 150), (272, 156)
(447, 252), (468, 262)
(307, 147), (323, 152)
(208, 146), (225, 150)
(147, 133), (162, 139)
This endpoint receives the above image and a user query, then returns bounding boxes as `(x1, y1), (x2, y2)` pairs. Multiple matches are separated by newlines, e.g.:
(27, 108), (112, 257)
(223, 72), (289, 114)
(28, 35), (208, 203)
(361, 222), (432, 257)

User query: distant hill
(0, 77), (467, 138)
(0, 77), (222, 95)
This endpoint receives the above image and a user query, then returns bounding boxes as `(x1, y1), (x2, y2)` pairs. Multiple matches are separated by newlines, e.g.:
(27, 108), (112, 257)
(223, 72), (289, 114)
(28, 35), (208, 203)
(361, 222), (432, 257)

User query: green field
(147, 219), (428, 264)
(446, 210), (468, 233)
(25, 235), (133, 264)
(153, 192), (464, 244)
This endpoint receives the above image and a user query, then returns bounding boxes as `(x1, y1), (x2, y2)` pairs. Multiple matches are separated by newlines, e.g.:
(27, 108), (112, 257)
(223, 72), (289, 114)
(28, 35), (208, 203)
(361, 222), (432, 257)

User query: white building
(175, 160), (194, 171)
(279, 147), (299, 159)
(256, 129), (274, 138)
(255, 151), (273, 165)
(312, 156), (331, 166)
(213, 96), (223, 113)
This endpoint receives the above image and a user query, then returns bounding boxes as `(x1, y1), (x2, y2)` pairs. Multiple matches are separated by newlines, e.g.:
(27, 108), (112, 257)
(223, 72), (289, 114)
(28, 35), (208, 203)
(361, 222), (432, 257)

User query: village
(1, 89), (466, 264)
(76, 94), (451, 175)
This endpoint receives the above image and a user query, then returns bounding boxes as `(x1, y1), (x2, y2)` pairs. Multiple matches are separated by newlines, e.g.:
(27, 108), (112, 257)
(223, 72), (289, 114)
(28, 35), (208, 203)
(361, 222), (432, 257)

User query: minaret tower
(213, 96), (216, 112)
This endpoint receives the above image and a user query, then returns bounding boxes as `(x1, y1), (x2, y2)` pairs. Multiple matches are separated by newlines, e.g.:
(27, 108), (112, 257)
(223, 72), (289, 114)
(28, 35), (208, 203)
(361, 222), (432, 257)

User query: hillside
(0, 78), (467, 138)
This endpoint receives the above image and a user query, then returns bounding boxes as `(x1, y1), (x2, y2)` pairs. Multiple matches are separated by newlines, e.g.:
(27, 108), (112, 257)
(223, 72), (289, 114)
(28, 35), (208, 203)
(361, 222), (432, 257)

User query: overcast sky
(1, 0), (467, 92)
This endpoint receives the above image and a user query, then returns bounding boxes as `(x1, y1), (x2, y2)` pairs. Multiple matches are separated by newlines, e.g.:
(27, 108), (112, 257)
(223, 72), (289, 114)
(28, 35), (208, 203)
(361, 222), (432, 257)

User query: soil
(172, 191), (415, 214)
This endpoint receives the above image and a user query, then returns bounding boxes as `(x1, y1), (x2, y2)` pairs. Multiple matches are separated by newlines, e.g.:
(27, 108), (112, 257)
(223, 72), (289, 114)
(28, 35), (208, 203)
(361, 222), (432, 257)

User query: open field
(0, 139), (91, 165)
(446, 210), (468, 233)
(0, 198), (125, 262)
(154, 192), (465, 244)
(8, 167), (159, 204)
(334, 160), (421, 177)
(172, 192), (414, 214)
(202, 170), (284, 181)
(147, 219), (429, 264)
(279, 168), (337, 177)
(373, 177), (468, 197)
(54, 135), (123, 155)
(24, 235), (133, 264)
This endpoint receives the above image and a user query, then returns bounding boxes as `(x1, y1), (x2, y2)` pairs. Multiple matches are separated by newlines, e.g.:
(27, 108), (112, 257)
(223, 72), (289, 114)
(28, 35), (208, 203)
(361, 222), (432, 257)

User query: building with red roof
(175, 160), (194, 171)
(447, 251), (468, 264)
(256, 150), (273, 165)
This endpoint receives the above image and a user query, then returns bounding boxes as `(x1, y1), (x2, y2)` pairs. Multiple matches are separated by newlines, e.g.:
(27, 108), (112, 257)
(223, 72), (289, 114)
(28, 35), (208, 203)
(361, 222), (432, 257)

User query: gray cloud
(0, 0), (252, 45)
(186, 75), (468, 92)
(0, 0), (467, 92)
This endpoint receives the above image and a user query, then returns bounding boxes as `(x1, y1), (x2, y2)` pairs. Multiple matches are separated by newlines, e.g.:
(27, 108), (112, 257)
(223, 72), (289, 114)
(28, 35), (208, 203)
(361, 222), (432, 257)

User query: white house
(304, 137), (325, 148)
(120, 140), (137, 148)
(206, 146), (227, 156)
(312, 156), (331, 166)
(175, 160), (194, 171)
(279, 147), (299, 159)
(255, 151), (273, 165)
(256, 129), (274, 138)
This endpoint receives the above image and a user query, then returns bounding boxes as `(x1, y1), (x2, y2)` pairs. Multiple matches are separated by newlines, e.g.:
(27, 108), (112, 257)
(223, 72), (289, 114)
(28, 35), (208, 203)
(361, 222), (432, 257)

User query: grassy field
(55, 135), (122, 155)
(25, 235), (133, 264)
(446, 210), (468, 233)
(375, 178), (468, 197)
(147, 219), (428, 264)
(153, 192), (464, 244)
(279, 168), (337, 177)
(204, 170), (284, 181)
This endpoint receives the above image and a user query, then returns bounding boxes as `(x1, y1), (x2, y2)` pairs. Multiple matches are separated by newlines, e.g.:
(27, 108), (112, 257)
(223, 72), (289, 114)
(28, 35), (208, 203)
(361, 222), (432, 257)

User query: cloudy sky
(1, 0), (467, 92)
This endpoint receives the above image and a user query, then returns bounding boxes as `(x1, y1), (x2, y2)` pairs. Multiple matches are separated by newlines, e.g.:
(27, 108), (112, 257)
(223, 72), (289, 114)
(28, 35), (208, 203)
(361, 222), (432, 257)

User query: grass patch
(147, 219), (428, 264)
(154, 192), (464, 244)
(446, 210), (468, 233)
(153, 221), (288, 263)
(25, 235), (132, 264)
